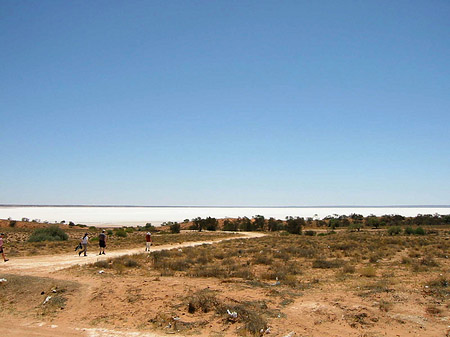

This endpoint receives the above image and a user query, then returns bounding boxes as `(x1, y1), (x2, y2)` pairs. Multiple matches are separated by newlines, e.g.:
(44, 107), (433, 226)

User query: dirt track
(0, 232), (264, 337)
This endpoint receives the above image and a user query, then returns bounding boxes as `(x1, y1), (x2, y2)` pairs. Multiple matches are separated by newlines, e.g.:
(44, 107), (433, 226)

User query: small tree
(285, 216), (304, 235)
(267, 217), (283, 231)
(252, 215), (266, 231)
(170, 222), (181, 233)
(223, 219), (238, 231)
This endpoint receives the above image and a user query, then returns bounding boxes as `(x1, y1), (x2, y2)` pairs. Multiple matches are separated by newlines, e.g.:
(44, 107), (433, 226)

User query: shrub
(115, 229), (127, 237)
(387, 226), (402, 235)
(28, 225), (69, 242)
(123, 258), (139, 267)
(93, 260), (110, 269)
(9, 220), (16, 227)
(415, 227), (426, 235)
(170, 222), (181, 234)
(343, 264), (356, 274)
(187, 289), (219, 313)
(304, 230), (316, 236)
(360, 266), (377, 277)
(404, 226), (415, 235)
(312, 259), (344, 269)
(107, 229), (113, 235)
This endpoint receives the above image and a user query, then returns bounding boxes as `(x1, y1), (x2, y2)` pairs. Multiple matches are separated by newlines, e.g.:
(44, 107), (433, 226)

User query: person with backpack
(0, 233), (9, 262)
(98, 230), (107, 255)
(79, 233), (89, 256)
(145, 232), (152, 251)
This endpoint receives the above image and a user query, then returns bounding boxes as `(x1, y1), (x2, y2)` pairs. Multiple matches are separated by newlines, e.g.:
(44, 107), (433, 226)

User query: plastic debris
(227, 309), (238, 318)
(43, 296), (52, 305)
(0, 278), (7, 283)
(99, 270), (104, 274)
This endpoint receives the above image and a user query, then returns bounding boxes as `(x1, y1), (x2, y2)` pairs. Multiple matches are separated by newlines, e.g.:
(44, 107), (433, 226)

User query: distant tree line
(187, 213), (450, 235)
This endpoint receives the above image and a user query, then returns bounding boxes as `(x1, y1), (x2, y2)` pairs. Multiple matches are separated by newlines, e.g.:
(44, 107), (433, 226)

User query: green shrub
(9, 220), (16, 228)
(404, 226), (415, 235)
(115, 229), (127, 237)
(387, 226), (402, 235)
(170, 222), (181, 234)
(107, 230), (113, 235)
(415, 227), (426, 235)
(28, 225), (69, 242)
(304, 230), (316, 236)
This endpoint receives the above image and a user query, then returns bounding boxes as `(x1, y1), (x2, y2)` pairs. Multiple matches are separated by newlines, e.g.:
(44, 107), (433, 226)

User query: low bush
(360, 266), (377, 277)
(404, 226), (415, 235)
(312, 259), (344, 269)
(415, 227), (426, 235)
(28, 225), (68, 242)
(115, 229), (127, 237)
(342, 264), (356, 274)
(387, 226), (402, 235)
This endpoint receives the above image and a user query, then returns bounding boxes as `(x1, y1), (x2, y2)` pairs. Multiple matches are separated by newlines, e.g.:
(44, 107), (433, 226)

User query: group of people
(0, 229), (154, 262)
(77, 230), (153, 256)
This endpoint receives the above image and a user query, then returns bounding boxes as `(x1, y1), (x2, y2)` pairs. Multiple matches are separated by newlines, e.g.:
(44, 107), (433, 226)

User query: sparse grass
(60, 229), (450, 336)
(0, 273), (78, 316)
(360, 266), (377, 278)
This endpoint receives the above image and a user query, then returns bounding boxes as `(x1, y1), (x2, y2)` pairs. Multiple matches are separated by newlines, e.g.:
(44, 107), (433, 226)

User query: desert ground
(0, 221), (448, 337)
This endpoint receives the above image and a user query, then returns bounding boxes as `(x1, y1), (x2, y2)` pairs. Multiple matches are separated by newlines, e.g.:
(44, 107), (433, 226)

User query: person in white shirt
(79, 233), (89, 256)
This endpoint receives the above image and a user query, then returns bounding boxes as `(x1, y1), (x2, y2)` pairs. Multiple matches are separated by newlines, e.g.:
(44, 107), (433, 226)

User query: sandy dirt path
(0, 232), (265, 337)
(0, 232), (264, 276)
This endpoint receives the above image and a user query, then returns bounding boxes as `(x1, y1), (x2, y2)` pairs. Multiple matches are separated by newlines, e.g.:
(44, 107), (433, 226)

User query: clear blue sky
(1, 1), (449, 206)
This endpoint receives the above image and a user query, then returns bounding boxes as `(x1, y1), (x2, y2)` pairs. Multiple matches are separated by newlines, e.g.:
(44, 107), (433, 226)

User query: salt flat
(0, 206), (448, 227)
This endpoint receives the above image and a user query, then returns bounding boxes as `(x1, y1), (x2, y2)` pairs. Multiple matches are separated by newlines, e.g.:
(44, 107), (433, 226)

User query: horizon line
(1, 204), (449, 208)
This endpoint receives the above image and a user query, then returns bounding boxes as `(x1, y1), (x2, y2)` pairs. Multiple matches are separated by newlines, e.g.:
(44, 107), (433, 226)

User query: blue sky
(1, 1), (449, 206)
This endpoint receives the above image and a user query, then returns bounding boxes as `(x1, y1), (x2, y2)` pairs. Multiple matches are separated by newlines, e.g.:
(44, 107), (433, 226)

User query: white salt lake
(0, 206), (449, 227)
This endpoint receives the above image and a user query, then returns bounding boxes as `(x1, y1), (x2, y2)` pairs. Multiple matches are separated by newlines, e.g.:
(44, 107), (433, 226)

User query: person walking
(145, 232), (152, 251)
(0, 233), (9, 262)
(98, 230), (107, 255)
(79, 233), (89, 256)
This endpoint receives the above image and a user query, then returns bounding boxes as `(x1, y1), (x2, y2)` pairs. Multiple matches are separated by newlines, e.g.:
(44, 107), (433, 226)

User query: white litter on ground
(227, 309), (238, 318)
(43, 296), (52, 305)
